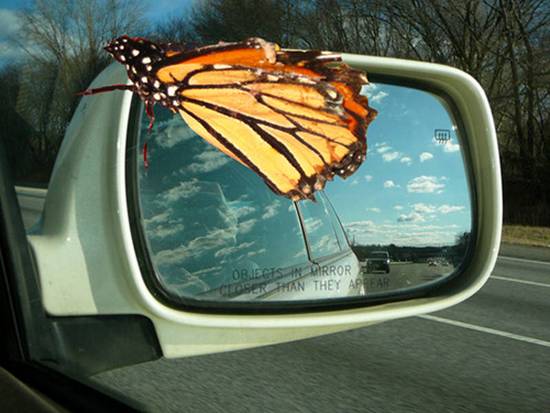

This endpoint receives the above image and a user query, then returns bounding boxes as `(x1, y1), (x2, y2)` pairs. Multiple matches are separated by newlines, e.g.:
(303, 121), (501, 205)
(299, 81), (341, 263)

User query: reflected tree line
(1, 0), (549, 225)
(351, 231), (471, 266)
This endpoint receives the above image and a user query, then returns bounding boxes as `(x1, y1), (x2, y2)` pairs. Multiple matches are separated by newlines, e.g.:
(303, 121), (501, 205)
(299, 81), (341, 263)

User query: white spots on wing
(122, 38), (128, 43)
(141, 76), (148, 83)
(119, 55), (126, 62)
(172, 99), (180, 106)
(142, 57), (151, 64)
(146, 65), (152, 71)
(131, 66), (137, 74)
(153, 80), (161, 88)
(153, 93), (161, 100)
(119, 45), (125, 50)
(132, 49), (140, 56)
(125, 64), (130, 70)
(167, 85), (178, 96)
(213, 64), (232, 69)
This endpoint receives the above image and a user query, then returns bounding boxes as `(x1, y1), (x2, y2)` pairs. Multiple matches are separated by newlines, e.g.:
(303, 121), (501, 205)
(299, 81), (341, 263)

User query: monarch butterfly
(81, 36), (377, 201)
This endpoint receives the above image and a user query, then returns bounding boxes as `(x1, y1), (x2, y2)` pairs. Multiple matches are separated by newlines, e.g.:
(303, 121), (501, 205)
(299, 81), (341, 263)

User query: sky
(0, 0), (194, 64)
(325, 83), (472, 247)
(0, 0), (472, 249)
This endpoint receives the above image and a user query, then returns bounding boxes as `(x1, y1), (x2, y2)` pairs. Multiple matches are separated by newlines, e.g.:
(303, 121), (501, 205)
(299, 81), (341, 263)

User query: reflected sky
(325, 83), (471, 246)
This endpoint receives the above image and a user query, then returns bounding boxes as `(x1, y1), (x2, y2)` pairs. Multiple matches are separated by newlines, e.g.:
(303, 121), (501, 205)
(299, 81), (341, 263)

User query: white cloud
(376, 145), (392, 154)
(384, 180), (397, 189)
(397, 212), (425, 223)
(156, 117), (196, 148)
(407, 176), (445, 193)
(262, 200), (281, 219)
(350, 179), (359, 186)
(393, 205), (404, 210)
(365, 175), (373, 182)
(363, 84), (389, 103)
(412, 203), (436, 214)
(155, 228), (236, 266)
(443, 141), (460, 153)
(438, 204), (465, 214)
(366, 207), (381, 213)
(344, 220), (463, 247)
(238, 219), (257, 234)
(187, 148), (230, 174)
(147, 223), (185, 240)
(382, 151), (400, 162)
(304, 217), (323, 232)
(369, 91), (389, 103)
(400, 156), (412, 165)
(215, 241), (255, 258)
(419, 152), (434, 162)
(231, 205), (256, 219)
(159, 179), (201, 204)
(247, 248), (266, 258)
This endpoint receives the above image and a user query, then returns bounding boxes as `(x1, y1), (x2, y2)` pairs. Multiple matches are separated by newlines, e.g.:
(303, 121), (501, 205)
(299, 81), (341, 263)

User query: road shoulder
(499, 242), (550, 262)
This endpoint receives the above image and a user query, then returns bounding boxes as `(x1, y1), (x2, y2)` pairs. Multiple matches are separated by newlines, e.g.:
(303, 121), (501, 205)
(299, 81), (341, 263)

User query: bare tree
(10, 0), (145, 183)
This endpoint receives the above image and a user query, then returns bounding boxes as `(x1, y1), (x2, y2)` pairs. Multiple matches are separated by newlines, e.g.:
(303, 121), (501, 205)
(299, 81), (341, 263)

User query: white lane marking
(491, 275), (550, 288)
(418, 315), (550, 348)
(499, 255), (550, 266)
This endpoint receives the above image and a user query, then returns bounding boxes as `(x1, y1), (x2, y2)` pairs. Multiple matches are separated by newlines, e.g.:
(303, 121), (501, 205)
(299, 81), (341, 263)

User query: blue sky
(0, 0), (194, 64)
(0, 0), (471, 248)
(325, 83), (472, 247)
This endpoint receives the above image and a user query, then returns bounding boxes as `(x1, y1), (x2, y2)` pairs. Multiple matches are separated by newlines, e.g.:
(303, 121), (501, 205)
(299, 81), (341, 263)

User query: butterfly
(80, 36), (377, 201)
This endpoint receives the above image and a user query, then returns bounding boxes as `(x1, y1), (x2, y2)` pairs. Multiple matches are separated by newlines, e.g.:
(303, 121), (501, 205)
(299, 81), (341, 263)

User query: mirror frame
(29, 55), (501, 350)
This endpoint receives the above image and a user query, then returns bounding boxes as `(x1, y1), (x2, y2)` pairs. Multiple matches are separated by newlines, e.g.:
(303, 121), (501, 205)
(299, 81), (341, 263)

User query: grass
(502, 225), (550, 248)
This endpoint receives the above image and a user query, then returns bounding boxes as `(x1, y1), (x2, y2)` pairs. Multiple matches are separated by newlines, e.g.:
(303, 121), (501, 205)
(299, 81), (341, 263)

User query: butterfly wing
(153, 38), (377, 200)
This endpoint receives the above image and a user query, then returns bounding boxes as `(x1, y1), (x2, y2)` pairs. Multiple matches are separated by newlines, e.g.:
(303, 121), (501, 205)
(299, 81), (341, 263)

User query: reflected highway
(94, 252), (550, 412)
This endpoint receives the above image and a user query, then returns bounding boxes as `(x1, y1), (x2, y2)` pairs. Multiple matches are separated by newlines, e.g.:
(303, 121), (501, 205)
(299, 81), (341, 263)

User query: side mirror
(28, 54), (502, 358)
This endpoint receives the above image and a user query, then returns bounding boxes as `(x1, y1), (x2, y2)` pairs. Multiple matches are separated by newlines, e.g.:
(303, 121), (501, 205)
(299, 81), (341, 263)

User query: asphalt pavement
(93, 249), (550, 413)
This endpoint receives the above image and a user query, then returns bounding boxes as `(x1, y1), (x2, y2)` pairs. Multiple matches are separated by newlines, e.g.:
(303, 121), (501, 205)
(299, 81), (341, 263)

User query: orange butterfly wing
(153, 38), (377, 200)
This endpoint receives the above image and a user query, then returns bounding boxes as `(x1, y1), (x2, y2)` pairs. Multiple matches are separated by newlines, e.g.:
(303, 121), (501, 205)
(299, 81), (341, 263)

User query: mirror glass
(132, 81), (472, 306)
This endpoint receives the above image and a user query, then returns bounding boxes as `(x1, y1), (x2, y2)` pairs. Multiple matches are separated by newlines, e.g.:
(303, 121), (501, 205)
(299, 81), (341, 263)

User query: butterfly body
(91, 35), (376, 201)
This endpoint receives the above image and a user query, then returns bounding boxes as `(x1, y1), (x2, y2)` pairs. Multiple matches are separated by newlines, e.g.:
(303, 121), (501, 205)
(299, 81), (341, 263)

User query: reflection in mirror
(132, 81), (472, 306)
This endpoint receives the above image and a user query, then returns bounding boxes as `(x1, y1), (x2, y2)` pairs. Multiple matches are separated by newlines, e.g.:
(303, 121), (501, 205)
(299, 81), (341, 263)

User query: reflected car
(366, 251), (391, 274)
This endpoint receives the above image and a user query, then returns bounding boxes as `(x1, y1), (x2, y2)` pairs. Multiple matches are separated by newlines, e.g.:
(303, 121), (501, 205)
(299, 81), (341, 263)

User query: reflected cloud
(238, 218), (257, 234)
(262, 199), (281, 219)
(419, 152), (434, 162)
(187, 147), (231, 174)
(398, 212), (425, 223)
(344, 221), (461, 246)
(363, 84), (389, 104)
(407, 176), (445, 193)
(158, 178), (201, 205)
(366, 207), (381, 213)
(438, 204), (465, 214)
(382, 151), (400, 162)
(155, 117), (196, 148)
(384, 180), (397, 188)
(443, 141), (460, 153)
(400, 156), (412, 165)
(365, 175), (373, 182)
(215, 241), (256, 258)
(304, 217), (323, 233)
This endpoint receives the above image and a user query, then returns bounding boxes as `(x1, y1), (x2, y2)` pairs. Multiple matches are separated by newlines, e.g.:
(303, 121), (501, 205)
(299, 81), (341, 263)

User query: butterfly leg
(77, 84), (134, 96)
(145, 100), (156, 131)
